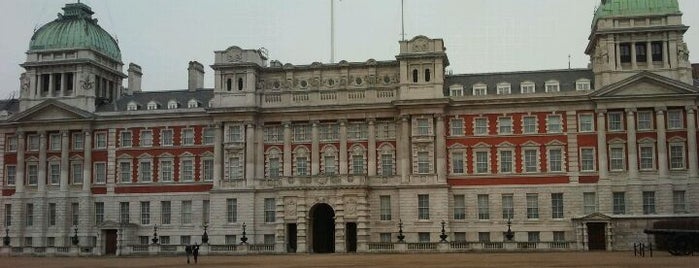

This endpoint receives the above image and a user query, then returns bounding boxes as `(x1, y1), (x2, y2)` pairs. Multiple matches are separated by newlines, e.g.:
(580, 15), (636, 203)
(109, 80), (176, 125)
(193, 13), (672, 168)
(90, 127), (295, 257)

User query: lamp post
(240, 222), (248, 245)
(505, 217), (514, 241)
(396, 219), (405, 243)
(3, 228), (9, 246)
(71, 226), (79, 246)
(439, 220), (448, 243)
(202, 223), (209, 244)
(151, 225), (159, 245)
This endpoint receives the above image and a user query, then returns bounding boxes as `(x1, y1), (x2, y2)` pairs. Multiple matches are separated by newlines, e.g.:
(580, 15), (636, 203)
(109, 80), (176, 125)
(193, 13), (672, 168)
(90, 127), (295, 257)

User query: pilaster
(435, 114), (446, 183)
(311, 121), (320, 176)
(686, 106), (698, 179)
(656, 108), (668, 178)
(283, 122), (292, 177)
(596, 110), (608, 180)
(82, 129), (92, 192)
(213, 124), (223, 188)
(339, 120), (348, 175)
(245, 122), (255, 184)
(367, 119), (377, 177)
(37, 131), (47, 192)
(626, 109), (638, 179)
(400, 116), (410, 183)
(15, 131), (25, 193)
(60, 130), (70, 192)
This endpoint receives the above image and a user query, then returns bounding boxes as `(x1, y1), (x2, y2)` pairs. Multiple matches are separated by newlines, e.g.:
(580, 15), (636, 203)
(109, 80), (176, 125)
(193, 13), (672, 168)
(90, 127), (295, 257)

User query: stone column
(597, 110), (609, 180)
(615, 43), (622, 70)
(626, 109), (638, 179)
(686, 106), (698, 179)
(283, 122), (292, 177)
(82, 129), (92, 192)
(37, 131), (47, 192)
(435, 114), (446, 183)
(631, 42), (638, 69)
(48, 74), (54, 96)
(60, 73), (66, 96)
(255, 124), (265, 179)
(646, 41), (653, 68)
(311, 121), (320, 176)
(367, 119), (377, 177)
(662, 40), (670, 68)
(339, 120), (348, 175)
(60, 130), (70, 191)
(400, 116), (410, 182)
(656, 108), (669, 178)
(213, 124), (223, 188)
(245, 122), (255, 184)
(15, 131), (25, 193)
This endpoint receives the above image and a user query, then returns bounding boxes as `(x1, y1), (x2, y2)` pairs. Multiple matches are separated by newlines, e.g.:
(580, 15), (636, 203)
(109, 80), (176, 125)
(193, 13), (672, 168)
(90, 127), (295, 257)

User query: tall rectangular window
(417, 194), (430, 220)
(324, 156), (336, 175)
(140, 201), (150, 225)
(120, 131), (132, 147)
(380, 195), (392, 221)
(203, 128), (215, 145)
(637, 111), (653, 130)
(635, 43), (647, 62)
(667, 110), (683, 129)
(160, 160), (173, 182)
(49, 133), (61, 151)
(48, 203), (56, 226)
(610, 147), (625, 171)
(25, 203), (34, 226)
(669, 144), (685, 169)
(228, 125), (242, 142)
(673, 191), (686, 214)
(4, 204), (11, 226)
(181, 201), (192, 224)
(651, 41), (663, 61)
(502, 194), (514, 219)
(293, 125), (311, 142)
(580, 148), (595, 172)
(202, 200), (210, 224)
(453, 195), (465, 220)
(27, 163), (38, 185)
(352, 154), (364, 175)
(95, 132), (107, 148)
(6, 136), (17, 152)
(5, 165), (16, 186)
(181, 159), (194, 181)
(639, 145), (655, 170)
(583, 192), (597, 214)
(475, 151), (489, 174)
(522, 116), (537, 134)
(94, 162), (106, 184)
(161, 201), (171, 224)
(416, 119), (429, 135)
(296, 157), (308, 176)
(95, 202), (104, 225)
(474, 118), (488, 135)
(548, 149), (563, 172)
(526, 194), (539, 219)
(528, 232), (540, 243)
(620, 43), (631, 63)
(119, 161), (131, 183)
(140, 130), (153, 147)
(547, 115), (562, 133)
(71, 203), (79, 226)
(49, 162), (60, 185)
(264, 198), (276, 223)
(269, 157), (281, 178)
(643, 191), (656, 215)
(612, 192), (626, 215)
(161, 129), (173, 146)
(120, 202), (130, 224)
(203, 159), (214, 181)
(477, 194), (490, 220)
(551, 193), (564, 219)
(417, 152), (430, 174)
(27, 135), (39, 151)
(182, 129), (195, 145)
(524, 149), (537, 173)
(498, 117), (512, 134)
(139, 160), (151, 182)
(381, 154), (393, 176)
(450, 119), (464, 136)
(579, 114), (594, 132)
(227, 199), (237, 223)
(71, 162), (83, 185)
(451, 152), (464, 174)
(608, 112), (623, 131)
(499, 150), (513, 173)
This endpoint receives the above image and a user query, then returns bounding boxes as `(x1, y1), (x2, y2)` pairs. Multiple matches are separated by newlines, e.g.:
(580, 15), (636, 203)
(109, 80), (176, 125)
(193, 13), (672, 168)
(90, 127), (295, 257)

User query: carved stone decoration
(317, 177), (327, 185)
(20, 73), (30, 92)
(339, 77), (347, 86)
(80, 74), (94, 90)
(345, 196), (357, 217)
(282, 79), (292, 89)
(226, 47), (243, 62)
(315, 196), (328, 204)
(678, 41), (690, 63)
(285, 198), (297, 218)
(412, 37), (429, 52)
(366, 75), (376, 85)
(256, 80), (265, 90)
(310, 77), (321, 87)
(391, 74), (400, 83)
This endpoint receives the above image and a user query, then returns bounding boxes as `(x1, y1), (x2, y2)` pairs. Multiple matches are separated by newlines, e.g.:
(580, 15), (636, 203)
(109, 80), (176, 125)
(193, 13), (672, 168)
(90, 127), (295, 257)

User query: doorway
(310, 203), (335, 253)
(587, 223), (607, 250)
(287, 223), (297, 253)
(104, 229), (118, 255)
(346, 222), (357, 252)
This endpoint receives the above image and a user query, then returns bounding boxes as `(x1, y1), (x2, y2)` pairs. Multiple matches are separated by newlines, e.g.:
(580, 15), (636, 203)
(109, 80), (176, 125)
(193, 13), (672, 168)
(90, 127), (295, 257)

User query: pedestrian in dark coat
(192, 243), (200, 264)
(185, 244), (192, 264)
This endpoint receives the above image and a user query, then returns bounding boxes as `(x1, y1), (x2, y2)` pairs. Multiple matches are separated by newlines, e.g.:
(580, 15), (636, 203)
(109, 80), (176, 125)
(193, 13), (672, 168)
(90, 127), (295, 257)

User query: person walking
(185, 243), (192, 264)
(192, 242), (200, 264)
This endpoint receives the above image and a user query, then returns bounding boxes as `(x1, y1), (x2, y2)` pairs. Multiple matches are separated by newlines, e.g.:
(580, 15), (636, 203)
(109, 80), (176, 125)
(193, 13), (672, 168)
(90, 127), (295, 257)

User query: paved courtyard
(2, 252), (697, 268)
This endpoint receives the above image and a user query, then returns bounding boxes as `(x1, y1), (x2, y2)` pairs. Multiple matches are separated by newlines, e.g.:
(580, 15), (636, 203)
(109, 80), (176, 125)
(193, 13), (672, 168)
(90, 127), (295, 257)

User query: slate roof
(0, 99), (20, 114)
(96, 88), (214, 112)
(444, 68), (594, 96)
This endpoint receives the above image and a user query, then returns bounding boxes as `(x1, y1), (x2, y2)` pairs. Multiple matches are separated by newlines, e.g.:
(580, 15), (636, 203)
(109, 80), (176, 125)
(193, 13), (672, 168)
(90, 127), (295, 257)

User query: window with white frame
(181, 129), (194, 145)
(498, 149), (514, 173)
(453, 195), (465, 220)
(160, 159), (173, 182)
(119, 202), (130, 224)
(478, 232), (490, 242)
(147, 101), (158, 110)
(498, 117), (512, 134)
(167, 100), (178, 109)
(523, 148), (538, 173)
(673, 191), (686, 214)
(265, 125), (284, 142)
(379, 146), (395, 177)
(203, 128), (215, 145)
(319, 123), (339, 141)
(580, 148), (595, 172)
(608, 112), (623, 131)
(551, 193), (564, 219)
(473, 84), (487, 96)
(474, 118), (488, 135)
(187, 99), (199, 108)
(380, 195), (392, 221)
(643, 191), (656, 214)
(140, 130), (153, 147)
(450, 118), (464, 136)
(477, 194), (490, 219)
(264, 198), (276, 223)
(181, 201), (192, 224)
(181, 158), (194, 182)
(502, 194), (514, 219)
(520, 82), (535, 94)
(202, 159), (213, 182)
(139, 159), (152, 183)
(417, 151), (430, 174)
(451, 151), (464, 174)
(296, 156), (308, 176)
(228, 125), (242, 142)
(350, 147), (365, 175)
(94, 162), (106, 184)
(417, 194), (430, 220)
(161, 129), (173, 146)
(267, 149), (282, 178)
(120, 131), (132, 147)
(637, 111), (653, 130)
(548, 148), (563, 172)
(5, 165), (16, 186)
(449, 84), (464, 96)
(547, 115), (562, 133)
(669, 143), (685, 169)
(526, 193), (539, 219)
(528, 232), (540, 242)
(522, 116), (537, 134)
(228, 157), (241, 181)
(95, 132), (107, 149)
(226, 199), (237, 223)
(667, 110), (683, 129)
(71, 203), (80, 226)
(27, 163), (38, 185)
(347, 123), (368, 140)
(140, 201), (150, 225)
(95, 202), (104, 225)
(71, 162), (83, 185)
(613, 192), (626, 215)
(583, 192), (598, 214)
(49, 133), (61, 151)
(72, 132), (84, 150)
(25, 203), (34, 226)
(380, 233), (392, 243)
(609, 146), (625, 171)
(416, 118), (430, 136)
(293, 124), (311, 142)
(579, 114), (594, 132)
(639, 144), (655, 170)
(497, 83), (511, 95)
(126, 102), (138, 111)
(553, 231), (565, 242)
(27, 134), (39, 151)
(545, 80), (560, 92)
(49, 162), (60, 185)
(375, 121), (395, 140)
(475, 151), (489, 174)
(119, 161), (131, 183)
(576, 79), (591, 90)
(6, 136), (17, 152)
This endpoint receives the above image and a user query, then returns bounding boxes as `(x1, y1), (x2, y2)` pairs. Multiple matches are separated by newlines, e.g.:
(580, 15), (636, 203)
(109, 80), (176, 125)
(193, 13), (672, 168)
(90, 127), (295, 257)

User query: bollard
(641, 243), (645, 257)
(634, 243), (637, 256)
(649, 242), (652, 258)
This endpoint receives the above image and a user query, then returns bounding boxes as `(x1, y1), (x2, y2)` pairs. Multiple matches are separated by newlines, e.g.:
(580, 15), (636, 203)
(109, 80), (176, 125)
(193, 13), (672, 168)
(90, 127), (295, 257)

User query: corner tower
(209, 46), (268, 108)
(396, 36), (449, 100)
(586, 0), (692, 88)
(19, 2), (126, 112)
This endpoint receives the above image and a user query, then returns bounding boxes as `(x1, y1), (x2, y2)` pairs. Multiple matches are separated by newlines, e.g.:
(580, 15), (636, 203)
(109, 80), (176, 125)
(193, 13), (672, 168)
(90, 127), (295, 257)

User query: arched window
(412, 69), (419, 83)
(238, 78), (244, 91)
(425, 69), (431, 82)
(226, 78), (232, 91)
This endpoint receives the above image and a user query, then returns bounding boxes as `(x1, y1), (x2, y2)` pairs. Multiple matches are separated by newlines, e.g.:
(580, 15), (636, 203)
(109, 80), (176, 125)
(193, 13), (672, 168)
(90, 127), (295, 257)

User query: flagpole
(331, 0), (335, 63)
(401, 0), (405, 41)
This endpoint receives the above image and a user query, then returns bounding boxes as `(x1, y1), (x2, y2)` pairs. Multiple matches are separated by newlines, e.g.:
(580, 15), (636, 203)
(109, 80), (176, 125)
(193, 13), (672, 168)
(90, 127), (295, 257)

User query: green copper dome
(29, 3), (121, 61)
(593, 0), (681, 25)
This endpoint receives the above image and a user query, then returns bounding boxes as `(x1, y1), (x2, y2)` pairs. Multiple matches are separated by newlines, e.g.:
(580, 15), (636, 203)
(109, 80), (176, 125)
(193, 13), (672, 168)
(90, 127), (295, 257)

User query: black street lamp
(3, 228), (10, 246)
(71, 226), (79, 246)
(439, 220), (448, 243)
(151, 225), (159, 245)
(505, 217), (514, 241)
(202, 223), (209, 244)
(240, 222), (248, 245)
(396, 219), (405, 243)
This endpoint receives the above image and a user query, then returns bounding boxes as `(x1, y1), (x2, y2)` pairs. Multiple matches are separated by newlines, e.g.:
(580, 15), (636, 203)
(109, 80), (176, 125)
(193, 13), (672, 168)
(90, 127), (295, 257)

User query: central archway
(310, 203), (335, 253)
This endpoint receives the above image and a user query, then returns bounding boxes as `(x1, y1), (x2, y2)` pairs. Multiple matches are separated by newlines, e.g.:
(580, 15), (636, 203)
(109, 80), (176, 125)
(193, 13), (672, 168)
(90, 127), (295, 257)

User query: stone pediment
(591, 72), (698, 99)
(574, 212), (612, 222)
(9, 99), (93, 122)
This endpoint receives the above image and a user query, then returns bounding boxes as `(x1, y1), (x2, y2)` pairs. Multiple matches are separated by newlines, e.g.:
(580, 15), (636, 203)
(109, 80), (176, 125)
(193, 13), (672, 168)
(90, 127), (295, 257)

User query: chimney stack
(188, 61), (205, 91)
(127, 63), (142, 94)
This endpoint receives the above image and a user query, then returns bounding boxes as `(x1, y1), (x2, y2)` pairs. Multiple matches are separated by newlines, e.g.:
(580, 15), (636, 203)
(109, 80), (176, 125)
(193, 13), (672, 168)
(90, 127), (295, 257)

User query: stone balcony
(216, 174), (443, 190)
(260, 88), (397, 108)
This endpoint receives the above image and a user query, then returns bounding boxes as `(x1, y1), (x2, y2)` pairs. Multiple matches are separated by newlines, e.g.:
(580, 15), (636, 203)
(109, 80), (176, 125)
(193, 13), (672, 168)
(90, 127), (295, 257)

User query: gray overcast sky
(1, 0), (698, 97)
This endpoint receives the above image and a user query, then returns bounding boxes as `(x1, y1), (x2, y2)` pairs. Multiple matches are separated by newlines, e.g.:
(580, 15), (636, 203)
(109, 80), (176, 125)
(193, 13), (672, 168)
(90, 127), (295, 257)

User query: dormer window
(126, 102), (138, 111)
(187, 99), (199, 108)
(520, 81), (535, 94)
(146, 101), (158, 110)
(496, 83), (511, 95)
(545, 80), (560, 92)
(576, 79), (591, 91)
(473, 84), (487, 96)
(449, 84), (464, 96)
(167, 100), (178, 109)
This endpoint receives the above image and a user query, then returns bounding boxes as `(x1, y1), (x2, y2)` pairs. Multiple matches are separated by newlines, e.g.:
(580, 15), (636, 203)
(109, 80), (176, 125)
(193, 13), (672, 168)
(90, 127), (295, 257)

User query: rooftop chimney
(127, 63), (142, 94)
(188, 61), (205, 91)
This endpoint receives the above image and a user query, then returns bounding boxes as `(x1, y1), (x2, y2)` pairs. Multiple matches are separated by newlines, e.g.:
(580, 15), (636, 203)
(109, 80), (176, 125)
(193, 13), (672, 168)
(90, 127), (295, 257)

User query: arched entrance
(310, 203), (335, 253)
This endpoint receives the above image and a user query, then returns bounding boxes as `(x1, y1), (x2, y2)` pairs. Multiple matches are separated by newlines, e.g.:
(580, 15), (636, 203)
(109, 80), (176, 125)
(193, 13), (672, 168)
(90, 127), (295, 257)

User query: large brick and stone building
(1, 0), (697, 255)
